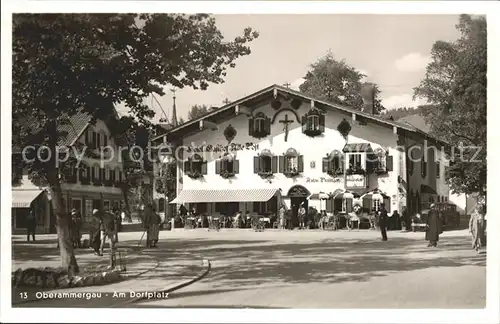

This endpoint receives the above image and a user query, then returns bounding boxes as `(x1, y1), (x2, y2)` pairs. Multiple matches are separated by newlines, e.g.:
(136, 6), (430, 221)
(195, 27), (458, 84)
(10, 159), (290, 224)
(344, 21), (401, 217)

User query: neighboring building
(397, 114), (477, 216)
(12, 112), (125, 234)
(152, 84), (450, 224)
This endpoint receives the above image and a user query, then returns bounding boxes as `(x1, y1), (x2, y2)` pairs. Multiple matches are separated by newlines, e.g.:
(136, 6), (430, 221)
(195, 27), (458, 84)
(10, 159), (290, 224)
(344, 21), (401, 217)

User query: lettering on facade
(346, 174), (366, 188)
(305, 177), (343, 183)
(185, 142), (259, 153)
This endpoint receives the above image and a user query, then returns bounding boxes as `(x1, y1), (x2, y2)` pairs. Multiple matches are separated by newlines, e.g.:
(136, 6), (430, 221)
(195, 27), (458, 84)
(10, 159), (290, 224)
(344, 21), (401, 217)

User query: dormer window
(279, 148), (303, 176)
(254, 149), (277, 177)
(184, 154), (207, 179)
(322, 150), (344, 176)
(249, 112), (271, 139)
(216, 153), (239, 178)
(302, 108), (325, 137)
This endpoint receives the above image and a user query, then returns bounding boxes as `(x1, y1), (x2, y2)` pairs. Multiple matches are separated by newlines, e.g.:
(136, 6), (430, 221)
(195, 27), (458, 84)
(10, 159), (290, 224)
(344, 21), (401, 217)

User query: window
(285, 156), (298, 173)
(72, 199), (82, 215)
(85, 199), (93, 219)
(260, 155), (272, 172)
(254, 151), (277, 175)
(373, 199), (381, 212)
(186, 154), (203, 173)
(308, 115), (320, 131)
(302, 108), (325, 136)
(436, 161), (441, 179)
(348, 153), (362, 170)
(222, 157), (234, 173)
(249, 113), (270, 139)
(280, 149), (303, 175)
(254, 117), (265, 133)
(323, 152), (344, 175)
(92, 165), (101, 185)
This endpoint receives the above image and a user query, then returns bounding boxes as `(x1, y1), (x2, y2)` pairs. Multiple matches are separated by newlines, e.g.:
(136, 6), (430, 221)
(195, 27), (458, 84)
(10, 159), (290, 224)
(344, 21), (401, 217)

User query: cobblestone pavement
(12, 229), (486, 308)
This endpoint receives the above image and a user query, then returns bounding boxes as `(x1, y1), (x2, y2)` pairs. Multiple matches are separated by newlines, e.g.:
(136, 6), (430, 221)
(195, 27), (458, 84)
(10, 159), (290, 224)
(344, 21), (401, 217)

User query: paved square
(12, 229), (485, 308)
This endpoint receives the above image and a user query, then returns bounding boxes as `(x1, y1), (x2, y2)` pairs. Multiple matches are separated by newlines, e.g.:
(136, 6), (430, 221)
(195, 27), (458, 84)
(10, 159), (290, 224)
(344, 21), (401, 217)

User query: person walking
(26, 210), (37, 242)
(378, 204), (388, 241)
(99, 209), (117, 256)
(469, 204), (486, 253)
(425, 203), (441, 247)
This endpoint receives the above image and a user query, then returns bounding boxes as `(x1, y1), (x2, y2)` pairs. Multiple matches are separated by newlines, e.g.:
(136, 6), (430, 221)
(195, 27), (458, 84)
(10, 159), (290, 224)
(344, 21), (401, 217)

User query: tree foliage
(187, 104), (210, 121)
(12, 13), (258, 272)
(414, 14), (486, 197)
(299, 53), (385, 114)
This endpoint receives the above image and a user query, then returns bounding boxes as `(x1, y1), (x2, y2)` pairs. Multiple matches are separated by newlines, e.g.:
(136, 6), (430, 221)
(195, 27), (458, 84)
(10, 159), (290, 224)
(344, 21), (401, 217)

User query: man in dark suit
(426, 203), (441, 247)
(379, 204), (388, 241)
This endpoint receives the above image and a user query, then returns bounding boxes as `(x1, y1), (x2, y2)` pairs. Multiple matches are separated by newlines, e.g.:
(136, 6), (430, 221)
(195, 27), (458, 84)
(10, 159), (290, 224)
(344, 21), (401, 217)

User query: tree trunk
(47, 169), (79, 276)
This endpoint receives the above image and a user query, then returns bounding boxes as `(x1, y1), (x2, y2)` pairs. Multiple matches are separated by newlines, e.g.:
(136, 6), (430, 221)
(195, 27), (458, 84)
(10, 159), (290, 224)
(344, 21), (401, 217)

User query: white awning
(171, 189), (278, 204)
(12, 190), (44, 208)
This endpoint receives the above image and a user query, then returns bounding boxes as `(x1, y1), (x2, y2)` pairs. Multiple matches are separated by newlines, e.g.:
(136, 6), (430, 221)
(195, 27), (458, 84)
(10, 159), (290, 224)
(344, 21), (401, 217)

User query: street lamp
(158, 153), (173, 220)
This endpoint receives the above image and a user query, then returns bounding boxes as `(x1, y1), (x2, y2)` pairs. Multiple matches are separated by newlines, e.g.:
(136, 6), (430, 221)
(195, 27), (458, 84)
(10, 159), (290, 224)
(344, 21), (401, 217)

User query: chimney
(360, 83), (376, 114)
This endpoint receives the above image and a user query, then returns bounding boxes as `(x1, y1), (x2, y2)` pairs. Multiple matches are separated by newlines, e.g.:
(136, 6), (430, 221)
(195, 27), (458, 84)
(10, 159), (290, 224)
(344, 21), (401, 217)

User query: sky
(117, 14), (462, 122)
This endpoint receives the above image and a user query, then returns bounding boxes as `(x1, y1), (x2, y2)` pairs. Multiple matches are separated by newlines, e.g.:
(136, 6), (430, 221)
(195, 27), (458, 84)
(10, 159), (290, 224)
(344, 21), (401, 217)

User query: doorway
(287, 185), (311, 229)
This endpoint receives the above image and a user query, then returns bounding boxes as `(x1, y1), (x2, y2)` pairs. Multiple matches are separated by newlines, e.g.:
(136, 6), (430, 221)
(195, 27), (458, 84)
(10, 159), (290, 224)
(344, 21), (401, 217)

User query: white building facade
(153, 85), (450, 226)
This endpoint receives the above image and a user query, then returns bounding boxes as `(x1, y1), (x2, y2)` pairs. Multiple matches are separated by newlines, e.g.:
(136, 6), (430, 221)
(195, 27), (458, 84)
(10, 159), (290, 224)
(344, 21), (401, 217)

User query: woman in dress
(469, 204), (486, 253)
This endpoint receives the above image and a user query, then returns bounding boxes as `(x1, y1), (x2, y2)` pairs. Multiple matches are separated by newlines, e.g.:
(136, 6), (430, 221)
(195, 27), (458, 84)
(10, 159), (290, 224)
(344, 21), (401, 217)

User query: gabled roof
(397, 114), (431, 133)
(152, 84), (448, 147)
(13, 108), (120, 153)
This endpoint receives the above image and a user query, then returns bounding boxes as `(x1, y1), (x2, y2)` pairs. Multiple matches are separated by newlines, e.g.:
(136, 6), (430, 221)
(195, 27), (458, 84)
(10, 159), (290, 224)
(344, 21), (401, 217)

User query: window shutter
(301, 116), (307, 133)
(92, 132), (97, 148)
(201, 161), (207, 175)
(346, 198), (353, 213)
(319, 113), (325, 133)
(264, 117), (271, 135)
(326, 199), (333, 212)
(322, 157), (329, 173)
(248, 118), (254, 137)
(366, 156), (373, 173)
(118, 170), (123, 182)
(278, 155), (284, 173)
(111, 169), (116, 182)
(215, 160), (221, 174)
(298, 155), (304, 172)
(271, 156), (278, 173)
(386, 155), (393, 171)
(234, 160), (239, 174)
(253, 156), (260, 173)
(104, 135), (108, 147)
(362, 198), (371, 213)
(99, 168), (104, 180)
(97, 133), (101, 148)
